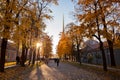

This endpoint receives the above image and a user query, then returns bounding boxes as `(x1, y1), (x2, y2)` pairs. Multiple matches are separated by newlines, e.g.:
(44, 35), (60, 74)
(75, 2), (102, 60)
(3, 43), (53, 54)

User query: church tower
(62, 14), (65, 37)
(60, 14), (65, 39)
(62, 14), (65, 34)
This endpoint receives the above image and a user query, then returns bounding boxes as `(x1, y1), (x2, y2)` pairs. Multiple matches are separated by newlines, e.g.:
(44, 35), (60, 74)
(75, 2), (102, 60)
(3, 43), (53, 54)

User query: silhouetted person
(54, 58), (57, 63)
(45, 58), (49, 65)
(16, 56), (20, 65)
(56, 59), (60, 67)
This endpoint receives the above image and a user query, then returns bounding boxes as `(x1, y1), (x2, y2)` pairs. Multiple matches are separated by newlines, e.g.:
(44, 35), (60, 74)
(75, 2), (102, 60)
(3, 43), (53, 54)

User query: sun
(36, 42), (42, 48)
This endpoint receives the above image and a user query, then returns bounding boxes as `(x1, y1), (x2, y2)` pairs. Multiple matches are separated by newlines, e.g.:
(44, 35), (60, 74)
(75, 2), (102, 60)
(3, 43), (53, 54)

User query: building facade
(81, 40), (120, 66)
(0, 39), (17, 62)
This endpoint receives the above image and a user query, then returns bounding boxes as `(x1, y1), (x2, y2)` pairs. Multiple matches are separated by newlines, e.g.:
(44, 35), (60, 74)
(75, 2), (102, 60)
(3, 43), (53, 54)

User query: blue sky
(45, 0), (74, 54)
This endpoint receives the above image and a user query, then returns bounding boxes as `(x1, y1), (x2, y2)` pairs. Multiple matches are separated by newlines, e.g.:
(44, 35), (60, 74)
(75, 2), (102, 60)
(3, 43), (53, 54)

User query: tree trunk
(100, 41), (107, 71)
(98, 0), (116, 67)
(64, 54), (67, 60)
(32, 49), (36, 65)
(28, 48), (32, 65)
(24, 47), (28, 62)
(16, 42), (19, 56)
(107, 40), (116, 66)
(20, 43), (26, 67)
(93, 35), (107, 71)
(71, 54), (74, 61)
(77, 45), (81, 64)
(0, 38), (8, 72)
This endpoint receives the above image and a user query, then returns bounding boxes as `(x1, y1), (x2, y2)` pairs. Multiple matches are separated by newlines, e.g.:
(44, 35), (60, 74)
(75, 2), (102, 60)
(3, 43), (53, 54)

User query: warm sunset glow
(36, 42), (42, 48)
(0, 0), (119, 79)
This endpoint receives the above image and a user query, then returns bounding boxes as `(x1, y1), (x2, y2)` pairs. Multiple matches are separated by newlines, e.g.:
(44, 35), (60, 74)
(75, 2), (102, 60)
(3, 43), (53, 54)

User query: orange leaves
(74, 0), (120, 42)
(78, 0), (94, 6)
(42, 14), (53, 20)
(41, 33), (53, 58)
(57, 22), (86, 57)
(107, 21), (119, 27)
(57, 34), (72, 57)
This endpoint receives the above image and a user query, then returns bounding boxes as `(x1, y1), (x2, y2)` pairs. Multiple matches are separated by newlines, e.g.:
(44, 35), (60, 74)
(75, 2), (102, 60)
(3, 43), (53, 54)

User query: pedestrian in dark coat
(56, 59), (60, 67)
(16, 56), (20, 65)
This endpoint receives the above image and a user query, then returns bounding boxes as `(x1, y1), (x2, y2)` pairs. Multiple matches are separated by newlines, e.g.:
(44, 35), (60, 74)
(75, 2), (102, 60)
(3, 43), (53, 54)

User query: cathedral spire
(62, 14), (64, 33)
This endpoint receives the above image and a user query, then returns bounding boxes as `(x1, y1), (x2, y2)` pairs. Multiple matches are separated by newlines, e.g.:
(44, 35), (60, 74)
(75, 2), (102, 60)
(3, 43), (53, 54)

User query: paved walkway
(23, 60), (106, 80)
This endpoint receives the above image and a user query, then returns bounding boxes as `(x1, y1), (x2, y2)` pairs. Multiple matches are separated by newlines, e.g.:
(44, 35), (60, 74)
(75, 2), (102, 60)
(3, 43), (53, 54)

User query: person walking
(56, 58), (60, 67)
(54, 58), (57, 63)
(16, 56), (20, 65)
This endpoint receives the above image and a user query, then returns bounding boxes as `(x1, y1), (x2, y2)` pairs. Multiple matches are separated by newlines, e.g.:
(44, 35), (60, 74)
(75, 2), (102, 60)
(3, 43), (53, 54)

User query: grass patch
(5, 62), (16, 67)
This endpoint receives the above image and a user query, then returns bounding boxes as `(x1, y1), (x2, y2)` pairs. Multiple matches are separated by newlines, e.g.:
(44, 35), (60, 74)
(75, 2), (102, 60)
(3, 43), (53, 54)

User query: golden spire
(63, 14), (64, 33)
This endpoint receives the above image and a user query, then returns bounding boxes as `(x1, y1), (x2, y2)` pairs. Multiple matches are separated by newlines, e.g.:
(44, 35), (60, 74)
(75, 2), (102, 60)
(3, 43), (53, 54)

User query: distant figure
(54, 58), (57, 63)
(56, 59), (60, 67)
(16, 56), (20, 65)
(45, 58), (49, 65)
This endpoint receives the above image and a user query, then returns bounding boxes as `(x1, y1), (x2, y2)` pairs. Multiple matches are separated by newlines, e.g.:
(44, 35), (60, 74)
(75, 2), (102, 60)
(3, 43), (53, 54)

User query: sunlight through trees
(0, 0), (58, 72)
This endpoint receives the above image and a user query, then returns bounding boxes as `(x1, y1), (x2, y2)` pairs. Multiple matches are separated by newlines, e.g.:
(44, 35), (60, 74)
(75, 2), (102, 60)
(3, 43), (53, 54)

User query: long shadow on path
(24, 60), (114, 80)
(24, 60), (69, 80)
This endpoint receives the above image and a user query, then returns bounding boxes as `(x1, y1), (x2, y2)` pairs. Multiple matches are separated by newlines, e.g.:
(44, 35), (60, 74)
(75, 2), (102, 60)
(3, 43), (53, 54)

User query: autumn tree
(57, 32), (72, 59)
(72, 0), (107, 71)
(0, 0), (30, 72)
(66, 23), (85, 63)
(29, 0), (57, 65)
(73, 0), (120, 70)
(0, 0), (58, 71)
(97, 0), (120, 67)
(41, 33), (53, 58)
(10, 0), (43, 66)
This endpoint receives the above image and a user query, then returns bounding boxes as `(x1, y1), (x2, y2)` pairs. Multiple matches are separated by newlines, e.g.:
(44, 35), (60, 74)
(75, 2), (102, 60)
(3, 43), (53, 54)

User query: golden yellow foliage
(57, 34), (72, 57)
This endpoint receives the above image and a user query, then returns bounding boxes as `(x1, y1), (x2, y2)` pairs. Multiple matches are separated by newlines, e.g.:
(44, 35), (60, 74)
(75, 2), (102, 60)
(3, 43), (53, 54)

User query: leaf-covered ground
(0, 66), (34, 80)
(0, 62), (42, 80)
(0, 61), (120, 80)
(64, 61), (120, 80)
